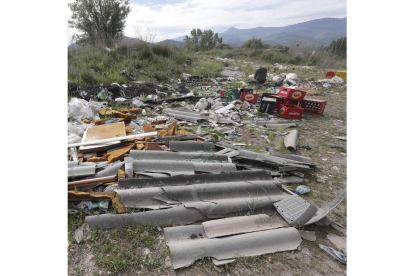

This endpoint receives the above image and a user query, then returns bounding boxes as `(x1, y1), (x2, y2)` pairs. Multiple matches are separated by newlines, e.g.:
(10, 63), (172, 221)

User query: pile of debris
(68, 69), (347, 268)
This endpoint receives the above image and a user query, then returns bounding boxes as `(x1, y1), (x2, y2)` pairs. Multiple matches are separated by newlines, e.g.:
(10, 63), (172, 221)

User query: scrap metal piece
(327, 233), (347, 251)
(306, 189), (346, 225)
(169, 141), (215, 152)
(274, 195), (318, 226)
(300, 230), (316, 241)
(165, 227), (302, 269)
(86, 206), (208, 230)
(319, 244), (347, 264)
(284, 130), (299, 150)
(165, 109), (209, 122)
(119, 170), (272, 188)
(202, 214), (283, 238)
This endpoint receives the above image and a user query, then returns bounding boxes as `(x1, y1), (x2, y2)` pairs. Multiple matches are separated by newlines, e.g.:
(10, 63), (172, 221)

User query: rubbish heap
(68, 70), (346, 268)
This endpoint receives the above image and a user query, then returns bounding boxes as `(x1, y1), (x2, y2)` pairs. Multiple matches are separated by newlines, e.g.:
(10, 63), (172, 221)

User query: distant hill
(172, 17), (346, 47)
(157, 39), (185, 47)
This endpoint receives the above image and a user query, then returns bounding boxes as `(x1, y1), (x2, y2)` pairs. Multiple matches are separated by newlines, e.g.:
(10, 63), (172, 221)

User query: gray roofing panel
(202, 214), (283, 238)
(166, 227), (302, 269)
(284, 130), (299, 150)
(115, 188), (170, 209)
(169, 141), (215, 152)
(68, 166), (96, 177)
(119, 170), (272, 188)
(306, 189), (346, 225)
(274, 195), (318, 226)
(86, 206), (208, 230)
(193, 163), (237, 173)
(96, 161), (124, 177)
(133, 160), (195, 175)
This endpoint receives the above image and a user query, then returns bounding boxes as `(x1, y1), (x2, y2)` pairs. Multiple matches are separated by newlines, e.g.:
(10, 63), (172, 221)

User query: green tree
(184, 28), (222, 51)
(242, 38), (266, 49)
(68, 0), (132, 47)
(328, 37), (347, 58)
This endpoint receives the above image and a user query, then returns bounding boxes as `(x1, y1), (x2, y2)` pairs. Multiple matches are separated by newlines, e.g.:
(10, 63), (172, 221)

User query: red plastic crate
(277, 87), (307, 101)
(300, 99), (327, 115)
(325, 71), (336, 78)
(278, 104), (304, 119)
(240, 92), (259, 103)
(220, 90), (228, 97)
(275, 96), (291, 112)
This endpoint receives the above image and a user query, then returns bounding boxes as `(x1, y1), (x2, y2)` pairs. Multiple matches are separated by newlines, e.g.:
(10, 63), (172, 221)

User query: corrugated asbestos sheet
(202, 214), (283, 238)
(128, 150), (229, 162)
(164, 225), (302, 269)
(68, 165), (96, 177)
(96, 161), (124, 177)
(118, 170), (273, 188)
(116, 180), (289, 218)
(169, 141), (215, 152)
(132, 160), (236, 175)
(165, 109), (209, 122)
(86, 206), (208, 230)
(275, 189), (347, 226)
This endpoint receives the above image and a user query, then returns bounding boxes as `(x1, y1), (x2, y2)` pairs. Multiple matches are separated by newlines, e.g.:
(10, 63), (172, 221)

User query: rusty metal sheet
(274, 195), (318, 226)
(202, 214), (283, 238)
(284, 130), (299, 150)
(118, 170), (273, 188)
(165, 227), (302, 269)
(169, 141), (215, 152)
(79, 123), (126, 152)
(86, 206), (208, 230)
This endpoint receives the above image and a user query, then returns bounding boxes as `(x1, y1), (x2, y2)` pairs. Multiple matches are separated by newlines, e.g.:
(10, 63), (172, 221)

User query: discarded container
(335, 71), (347, 79)
(219, 90), (228, 98)
(259, 96), (277, 115)
(325, 71), (336, 78)
(279, 104), (304, 119)
(224, 89), (240, 102)
(240, 92), (259, 103)
(295, 185), (311, 195)
(300, 99), (327, 115)
(277, 87), (307, 101)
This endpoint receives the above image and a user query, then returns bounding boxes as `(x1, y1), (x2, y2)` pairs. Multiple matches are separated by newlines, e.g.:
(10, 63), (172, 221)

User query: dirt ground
(68, 64), (347, 276)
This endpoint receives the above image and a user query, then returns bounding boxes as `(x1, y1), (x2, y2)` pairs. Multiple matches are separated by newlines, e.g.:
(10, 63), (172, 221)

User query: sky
(68, 0), (347, 44)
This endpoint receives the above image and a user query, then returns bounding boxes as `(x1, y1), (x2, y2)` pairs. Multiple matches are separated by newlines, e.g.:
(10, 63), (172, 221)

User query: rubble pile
(68, 67), (347, 268)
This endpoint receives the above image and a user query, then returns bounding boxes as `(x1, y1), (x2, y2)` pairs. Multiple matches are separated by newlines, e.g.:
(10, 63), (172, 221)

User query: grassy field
(68, 46), (347, 275)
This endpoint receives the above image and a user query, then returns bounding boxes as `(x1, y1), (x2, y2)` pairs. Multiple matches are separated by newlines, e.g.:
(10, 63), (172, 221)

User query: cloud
(125, 0), (346, 41)
(68, 0), (346, 43)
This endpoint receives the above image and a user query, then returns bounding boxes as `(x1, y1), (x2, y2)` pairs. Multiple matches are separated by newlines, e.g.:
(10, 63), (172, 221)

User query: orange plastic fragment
(107, 144), (135, 164)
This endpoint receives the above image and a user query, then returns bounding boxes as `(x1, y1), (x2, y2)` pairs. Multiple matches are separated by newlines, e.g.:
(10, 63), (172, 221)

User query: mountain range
(173, 17), (346, 47)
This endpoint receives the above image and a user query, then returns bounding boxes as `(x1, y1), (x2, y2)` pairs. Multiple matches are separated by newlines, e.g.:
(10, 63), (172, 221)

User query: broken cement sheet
(274, 195), (318, 226)
(284, 130), (299, 150)
(305, 189), (347, 225)
(74, 226), (84, 244)
(119, 170), (273, 188)
(117, 180), (288, 218)
(169, 141), (215, 152)
(327, 233), (347, 251)
(202, 214), (283, 238)
(319, 244), (347, 264)
(68, 164), (96, 178)
(86, 206), (208, 230)
(96, 161), (125, 177)
(300, 231), (316, 241)
(331, 222), (347, 235)
(79, 122), (126, 153)
(193, 163), (236, 173)
(165, 109), (209, 123)
(274, 176), (304, 184)
(165, 226), (302, 269)
(128, 150), (228, 162)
